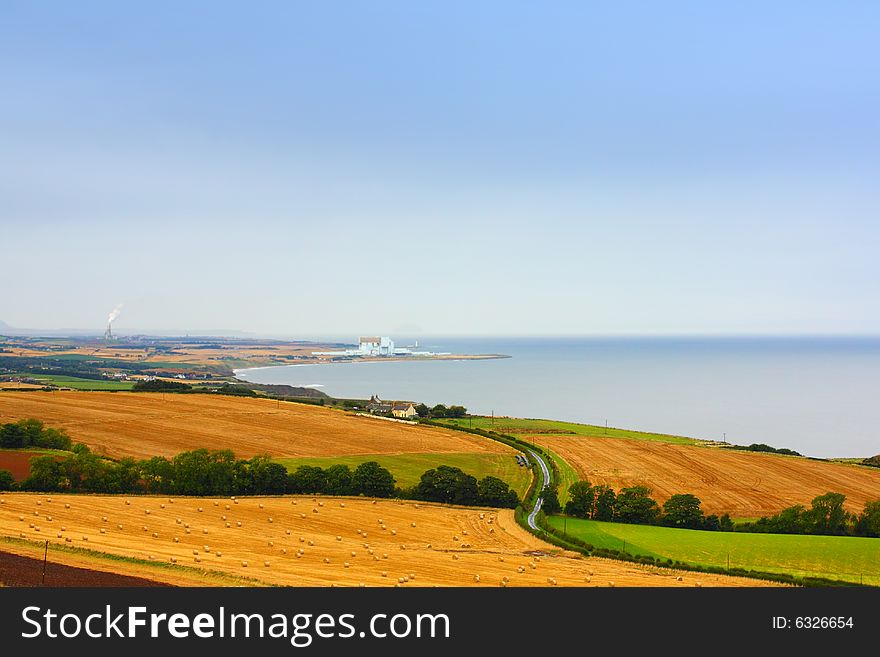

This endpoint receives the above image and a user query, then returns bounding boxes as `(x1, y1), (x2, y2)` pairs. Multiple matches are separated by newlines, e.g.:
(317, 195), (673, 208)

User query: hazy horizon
(3, 2), (878, 336)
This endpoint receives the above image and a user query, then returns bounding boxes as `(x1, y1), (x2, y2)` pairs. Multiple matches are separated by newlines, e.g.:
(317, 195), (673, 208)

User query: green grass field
(22, 374), (135, 391)
(439, 416), (705, 446)
(275, 452), (533, 497)
(545, 448), (579, 505)
(547, 516), (880, 585)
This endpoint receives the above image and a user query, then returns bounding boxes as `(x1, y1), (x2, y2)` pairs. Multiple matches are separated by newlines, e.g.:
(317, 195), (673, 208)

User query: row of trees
(550, 479), (880, 538)
(0, 419), (73, 450)
(405, 465), (520, 508)
(739, 492), (880, 537)
(9, 447), (397, 498)
(413, 404), (467, 419)
(1, 446), (519, 508)
(551, 480), (734, 531)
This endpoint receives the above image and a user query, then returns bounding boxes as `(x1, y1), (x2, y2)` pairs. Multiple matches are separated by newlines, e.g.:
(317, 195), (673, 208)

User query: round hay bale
(264, 561), (271, 567)
(300, 513), (306, 518)
(152, 532), (158, 538)
(268, 540), (274, 547)
(335, 535), (342, 541)
(203, 528), (208, 534)
(473, 575), (481, 583)
(268, 517), (273, 523)
(345, 562), (350, 568)
(259, 503), (264, 509)
(285, 529), (291, 535)
(203, 545), (210, 552)
(213, 501), (219, 506)
(102, 516), (108, 522)
(452, 554), (459, 561)
(381, 571), (387, 577)
(323, 558), (330, 564)
(241, 560), (248, 567)
(318, 501), (324, 507)
(340, 502), (345, 508)
(391, 529), (397, 536)
(411, 522), (416, 528)
(499, 556), (504, 562)
(225, 504), (230, 510)
(237, 521), (242, 527)
(145, 509), (150, 515)
(65, 504), (70, 509)
(82, 535), (88, 541)
(382, 553), (388, 559)
(197, 507), (203, 513)
(185, 528), (191, 534)
(117, 524), (123, 530)
(312, 508), (318, 514)
(226, 522), (231, 528)
(173, 537), (180, 543)
(608, 581), (615, 588)
(160, 504), (165, 509)
(299, 536), (305, 542)
(215, 551), (222, 557)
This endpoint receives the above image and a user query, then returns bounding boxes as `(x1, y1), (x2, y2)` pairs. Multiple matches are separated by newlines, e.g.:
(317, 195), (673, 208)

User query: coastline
(233, 352), (510, 378)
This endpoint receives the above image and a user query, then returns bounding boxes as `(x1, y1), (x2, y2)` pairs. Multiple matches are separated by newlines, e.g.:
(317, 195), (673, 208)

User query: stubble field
(0, 493), (778, 587)
(0, 391), (510, 460)
(543, 435), (880, 517)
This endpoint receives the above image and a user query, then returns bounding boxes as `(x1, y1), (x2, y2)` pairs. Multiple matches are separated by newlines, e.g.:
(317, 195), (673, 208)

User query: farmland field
(0, 448), (71, 480)
(14, 374), (135, 391)
(546, 516), (880, 586)
(0, 391), (513, 460)
(276, 452), (532, 497)
(0, 493), (779, 587)
(541, 435), (880, 517)
(440, 416), (705, 445)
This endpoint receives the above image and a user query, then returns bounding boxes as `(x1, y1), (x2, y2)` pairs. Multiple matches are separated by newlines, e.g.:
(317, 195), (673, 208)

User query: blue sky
(2, 2), (878, 336)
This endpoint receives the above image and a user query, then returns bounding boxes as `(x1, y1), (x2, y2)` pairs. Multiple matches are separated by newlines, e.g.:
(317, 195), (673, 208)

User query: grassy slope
(547, 516), (880, 585)
(276, 452), (533, 497)
(20, 374), (134, 391)
(440, 416), (704, 445)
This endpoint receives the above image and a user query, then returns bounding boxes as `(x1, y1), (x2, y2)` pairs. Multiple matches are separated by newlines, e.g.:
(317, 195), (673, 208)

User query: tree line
(548, 478), (880, 538)
(1, 430), (519, 508)
(738, 492), (880, 537)
(0, 419), (73, 450)
(549, 480), (734, 531)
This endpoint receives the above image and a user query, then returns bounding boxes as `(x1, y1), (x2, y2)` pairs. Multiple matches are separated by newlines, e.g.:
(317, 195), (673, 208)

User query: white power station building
(357, 336), (394, 356)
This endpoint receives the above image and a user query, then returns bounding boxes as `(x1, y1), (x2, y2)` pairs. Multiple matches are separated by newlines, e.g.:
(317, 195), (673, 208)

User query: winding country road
(527, 449), (551, 530)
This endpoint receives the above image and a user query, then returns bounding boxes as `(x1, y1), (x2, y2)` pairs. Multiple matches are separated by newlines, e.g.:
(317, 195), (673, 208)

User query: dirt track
(0, 493), (777, 587)
(545, 435), (880, 517)
(0, 392), (510, 460)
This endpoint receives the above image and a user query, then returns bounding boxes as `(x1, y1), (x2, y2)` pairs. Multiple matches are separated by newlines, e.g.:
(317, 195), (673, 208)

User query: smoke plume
(107, 304), (123, 324)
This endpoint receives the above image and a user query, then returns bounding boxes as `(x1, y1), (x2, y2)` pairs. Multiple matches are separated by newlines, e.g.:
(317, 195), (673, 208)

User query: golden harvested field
(0, 493), (777, 587)
(0, 391), (510, 460)
(544, 435), (880, 517)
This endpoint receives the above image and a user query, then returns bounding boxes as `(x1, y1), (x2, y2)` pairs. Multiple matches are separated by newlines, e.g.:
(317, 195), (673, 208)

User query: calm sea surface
(235, 337), (880, 458)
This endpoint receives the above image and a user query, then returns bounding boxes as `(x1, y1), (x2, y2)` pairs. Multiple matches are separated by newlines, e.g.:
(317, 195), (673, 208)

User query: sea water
(235, 336), (880, 458)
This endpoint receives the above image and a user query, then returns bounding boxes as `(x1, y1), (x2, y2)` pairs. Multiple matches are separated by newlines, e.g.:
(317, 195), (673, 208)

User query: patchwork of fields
(546, 516), (880, 586)
(0, 493), (777, 587)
